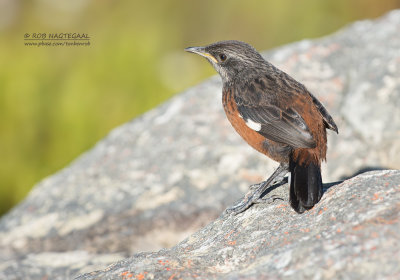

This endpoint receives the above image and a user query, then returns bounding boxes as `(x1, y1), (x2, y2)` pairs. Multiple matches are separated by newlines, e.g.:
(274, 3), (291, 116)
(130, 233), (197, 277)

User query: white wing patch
(245, 118), (262, 131)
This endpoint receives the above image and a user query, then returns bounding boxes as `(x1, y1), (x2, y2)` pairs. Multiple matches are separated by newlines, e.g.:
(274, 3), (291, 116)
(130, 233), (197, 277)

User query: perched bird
(185, 40), (338, 214)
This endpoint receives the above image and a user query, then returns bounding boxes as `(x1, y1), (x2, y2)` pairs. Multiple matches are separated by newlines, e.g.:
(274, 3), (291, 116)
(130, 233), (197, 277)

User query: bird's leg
(226, 163), (289, 215)
(248, 169), (287, 191)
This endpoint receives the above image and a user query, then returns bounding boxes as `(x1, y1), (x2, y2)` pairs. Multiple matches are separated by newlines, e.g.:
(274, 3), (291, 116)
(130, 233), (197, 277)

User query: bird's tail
(289, 155), (323, 213)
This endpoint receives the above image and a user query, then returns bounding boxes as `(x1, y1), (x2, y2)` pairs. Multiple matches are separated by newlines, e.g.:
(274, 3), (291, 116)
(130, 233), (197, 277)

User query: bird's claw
(225, 193), (283, 215)
(253, 194), (283, 204)
(225, 188), (262, 215)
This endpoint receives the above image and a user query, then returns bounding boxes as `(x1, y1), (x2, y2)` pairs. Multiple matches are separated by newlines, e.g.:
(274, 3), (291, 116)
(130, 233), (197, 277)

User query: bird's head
(185, 40), (266, 84)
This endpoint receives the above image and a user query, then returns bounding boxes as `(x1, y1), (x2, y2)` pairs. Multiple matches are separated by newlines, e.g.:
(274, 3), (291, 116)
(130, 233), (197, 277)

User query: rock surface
(77, 170), (400, 280)
(1, 9), (400, 280)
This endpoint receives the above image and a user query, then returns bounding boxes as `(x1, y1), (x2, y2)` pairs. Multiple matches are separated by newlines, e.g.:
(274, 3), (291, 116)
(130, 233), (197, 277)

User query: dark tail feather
(289, 157), (323, 213)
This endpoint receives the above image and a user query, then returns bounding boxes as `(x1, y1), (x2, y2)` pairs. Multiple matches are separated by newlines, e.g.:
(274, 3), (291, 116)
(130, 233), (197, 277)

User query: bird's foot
(254, 194), (283, 204)
(225, 181), (281, 215)
(248, 178), (282, 191)
(224, 192), (258, 215)
(225, 163), (289, 215)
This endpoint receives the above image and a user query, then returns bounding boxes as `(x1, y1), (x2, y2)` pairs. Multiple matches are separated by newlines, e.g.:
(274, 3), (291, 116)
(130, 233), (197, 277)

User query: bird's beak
(185, 46), (218, 63)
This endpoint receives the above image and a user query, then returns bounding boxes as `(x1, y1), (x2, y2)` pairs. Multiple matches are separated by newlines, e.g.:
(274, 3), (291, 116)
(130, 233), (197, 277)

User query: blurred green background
(1, 0), (399, 217)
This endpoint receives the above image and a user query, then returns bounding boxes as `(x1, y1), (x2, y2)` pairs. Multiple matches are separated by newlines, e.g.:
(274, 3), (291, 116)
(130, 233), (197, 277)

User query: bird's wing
(308, 92), (338, 133)
(234, 79), (316, 149)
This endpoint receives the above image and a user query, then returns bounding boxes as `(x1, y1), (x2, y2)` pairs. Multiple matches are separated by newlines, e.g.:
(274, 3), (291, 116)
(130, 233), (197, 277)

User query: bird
(185, 40), (338, 214)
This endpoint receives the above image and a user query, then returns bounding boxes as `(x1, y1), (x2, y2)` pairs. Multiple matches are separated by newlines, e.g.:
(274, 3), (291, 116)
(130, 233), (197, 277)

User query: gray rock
(76, 169), (400, 280)
(1, 9), (400, 280)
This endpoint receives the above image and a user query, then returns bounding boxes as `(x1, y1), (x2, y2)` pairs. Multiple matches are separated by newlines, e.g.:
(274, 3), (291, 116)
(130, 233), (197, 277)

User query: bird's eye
(219, 53), (227, 62)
